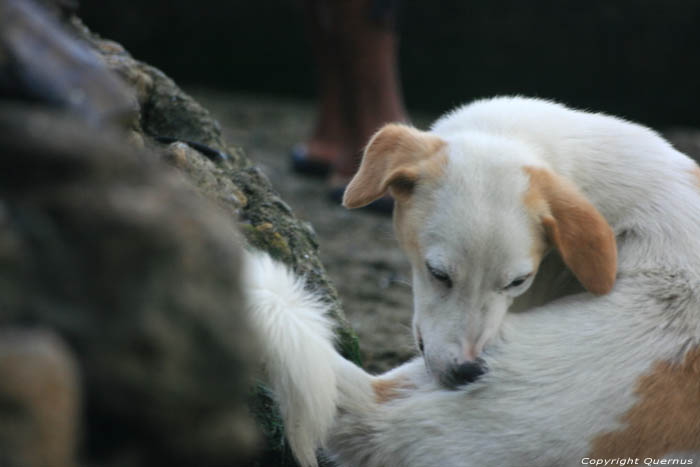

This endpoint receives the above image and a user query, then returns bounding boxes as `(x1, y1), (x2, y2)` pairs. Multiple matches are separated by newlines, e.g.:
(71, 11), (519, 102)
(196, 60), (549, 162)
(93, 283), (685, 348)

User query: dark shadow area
(81, 0), (700, 126)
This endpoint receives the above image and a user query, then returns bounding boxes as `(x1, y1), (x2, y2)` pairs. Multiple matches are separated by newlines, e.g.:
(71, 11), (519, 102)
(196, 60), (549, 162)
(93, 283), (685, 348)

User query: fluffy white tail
(244, 250), (367, 467)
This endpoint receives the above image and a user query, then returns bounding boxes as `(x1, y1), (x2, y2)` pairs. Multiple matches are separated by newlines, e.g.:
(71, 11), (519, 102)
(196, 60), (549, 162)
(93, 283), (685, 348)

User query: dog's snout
(452, 360), (485, 385)
(441, 359), (486, 389)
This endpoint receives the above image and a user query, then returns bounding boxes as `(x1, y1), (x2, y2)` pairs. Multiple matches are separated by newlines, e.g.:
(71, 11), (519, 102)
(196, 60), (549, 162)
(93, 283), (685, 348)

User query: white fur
(247, 97), (700, 466)
(408, 96), (700, 382)
(244, 251), (343, 467)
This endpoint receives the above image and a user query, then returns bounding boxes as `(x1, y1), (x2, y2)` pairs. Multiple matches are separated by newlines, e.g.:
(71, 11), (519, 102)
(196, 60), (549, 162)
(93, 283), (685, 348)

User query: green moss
(239, 223), (293, 264)
(247, 383), (299, 467)
(335, 326), (362, 366)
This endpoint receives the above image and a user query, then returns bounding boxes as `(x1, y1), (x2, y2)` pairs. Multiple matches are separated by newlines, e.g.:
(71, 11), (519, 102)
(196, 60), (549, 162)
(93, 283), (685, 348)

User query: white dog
(246, 97), (700, 467)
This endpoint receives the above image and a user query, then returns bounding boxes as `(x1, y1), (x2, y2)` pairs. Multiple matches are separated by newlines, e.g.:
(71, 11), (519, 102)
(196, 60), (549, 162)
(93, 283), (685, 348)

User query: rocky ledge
(0, 1), (358, 466)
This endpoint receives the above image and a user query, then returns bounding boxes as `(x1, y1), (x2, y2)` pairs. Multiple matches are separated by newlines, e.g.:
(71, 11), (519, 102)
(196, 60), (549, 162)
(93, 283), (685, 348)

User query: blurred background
(82, 0), (700, 127)
(76, 0), (700, 375)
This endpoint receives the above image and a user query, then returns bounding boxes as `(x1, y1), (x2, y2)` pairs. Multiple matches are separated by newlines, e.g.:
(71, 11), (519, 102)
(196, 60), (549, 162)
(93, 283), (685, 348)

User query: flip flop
(328, 186), (394, 215)
(290, 144), (332, 177)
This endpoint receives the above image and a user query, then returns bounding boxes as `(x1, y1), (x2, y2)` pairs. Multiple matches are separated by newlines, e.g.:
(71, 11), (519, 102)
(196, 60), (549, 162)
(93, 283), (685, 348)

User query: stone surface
(0, 2), (359, 466)
(69, 17), (360, 365)
(0, 0), (136, 127)
(0, 107), (258, 467)
(0, 329), (80, 467)
(195, 92), (419, 374)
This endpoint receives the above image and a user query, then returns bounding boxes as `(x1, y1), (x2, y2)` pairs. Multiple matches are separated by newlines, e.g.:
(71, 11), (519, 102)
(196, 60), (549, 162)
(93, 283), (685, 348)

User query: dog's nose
(441, 360), (486, 389)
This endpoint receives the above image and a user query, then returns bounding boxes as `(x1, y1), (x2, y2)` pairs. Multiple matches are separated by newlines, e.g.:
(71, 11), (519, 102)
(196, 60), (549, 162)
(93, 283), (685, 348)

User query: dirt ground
(192, 90), (700, 374)
(193, 90), (426, 373)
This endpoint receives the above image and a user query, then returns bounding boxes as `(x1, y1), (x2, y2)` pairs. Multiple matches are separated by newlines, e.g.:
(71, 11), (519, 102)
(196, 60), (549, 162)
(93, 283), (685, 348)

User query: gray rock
(0, 0), (136, 127)
(0, 107), (258, 467)
(69, 13), (360, 366)
(0, 2), (359, 466)
(0, 329), (80, 467)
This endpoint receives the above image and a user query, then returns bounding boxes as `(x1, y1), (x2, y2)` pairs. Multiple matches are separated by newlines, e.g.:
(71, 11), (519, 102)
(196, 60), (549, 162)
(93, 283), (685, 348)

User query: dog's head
(343, 124), (617, 388)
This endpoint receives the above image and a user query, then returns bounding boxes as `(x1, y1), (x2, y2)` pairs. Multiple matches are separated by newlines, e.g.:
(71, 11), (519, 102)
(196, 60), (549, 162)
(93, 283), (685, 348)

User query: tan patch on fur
(372, 377), (414, 404)
(393, 192), (435, 259)
(589, 347), (700, 457)
(523, 166), (617, 295)
(523, 188), (547, 266)
(393, 202), (417, 252)
(343, 124), (447, 209)
(690, 165), (700, 192)
(523, 170), (550, 271)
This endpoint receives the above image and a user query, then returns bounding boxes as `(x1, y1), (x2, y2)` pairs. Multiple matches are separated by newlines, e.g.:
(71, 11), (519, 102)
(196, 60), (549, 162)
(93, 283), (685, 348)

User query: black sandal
(290, 144), (332, 177)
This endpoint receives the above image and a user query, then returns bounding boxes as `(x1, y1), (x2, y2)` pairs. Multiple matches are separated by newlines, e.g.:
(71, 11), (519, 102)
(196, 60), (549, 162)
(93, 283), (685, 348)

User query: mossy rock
(69, 14), (361, 467)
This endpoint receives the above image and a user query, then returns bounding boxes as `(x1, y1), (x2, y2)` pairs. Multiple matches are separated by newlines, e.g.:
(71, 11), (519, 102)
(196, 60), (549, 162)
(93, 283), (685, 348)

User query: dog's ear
(343, 124), (446, 209)
(525, 167), (617, 295)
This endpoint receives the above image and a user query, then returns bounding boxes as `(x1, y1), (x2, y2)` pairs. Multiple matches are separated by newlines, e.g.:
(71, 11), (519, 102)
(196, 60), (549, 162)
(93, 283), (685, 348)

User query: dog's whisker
(391, 278), (412, 289)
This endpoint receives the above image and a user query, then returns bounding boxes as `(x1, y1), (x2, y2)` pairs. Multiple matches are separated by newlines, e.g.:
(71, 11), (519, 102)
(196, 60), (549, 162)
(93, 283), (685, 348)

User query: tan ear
(342, 124), (446, 209)
(525, 167), (617, 295)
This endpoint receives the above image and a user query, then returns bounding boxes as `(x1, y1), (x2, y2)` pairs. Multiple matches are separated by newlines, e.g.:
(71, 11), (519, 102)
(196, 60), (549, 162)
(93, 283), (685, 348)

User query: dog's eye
(426, 262), (453, 288)
(505, 274), (532, 290)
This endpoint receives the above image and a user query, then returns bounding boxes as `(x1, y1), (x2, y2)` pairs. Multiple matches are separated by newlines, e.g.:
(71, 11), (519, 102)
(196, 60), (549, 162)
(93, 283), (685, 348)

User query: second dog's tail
(244, 251), (373, 467)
